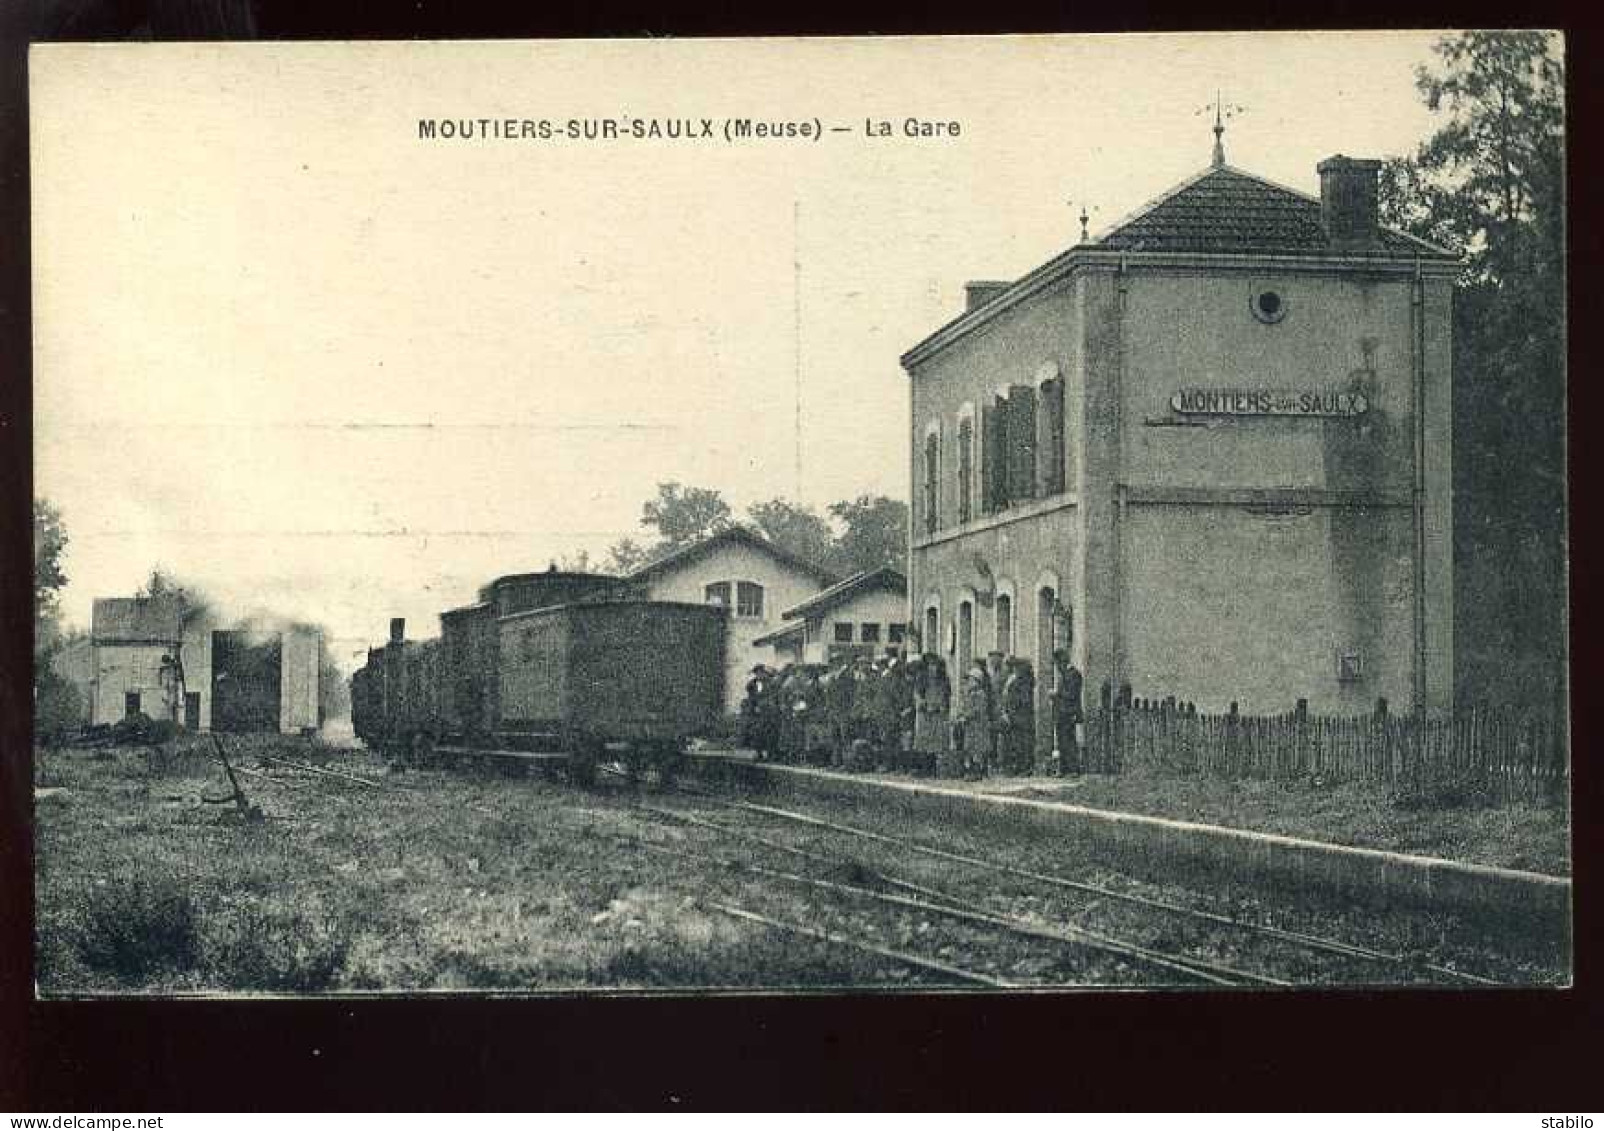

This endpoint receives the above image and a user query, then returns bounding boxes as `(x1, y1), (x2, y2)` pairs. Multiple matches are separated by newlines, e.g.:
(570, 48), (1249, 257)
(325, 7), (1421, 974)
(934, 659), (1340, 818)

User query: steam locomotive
(351, 569), (726, 783)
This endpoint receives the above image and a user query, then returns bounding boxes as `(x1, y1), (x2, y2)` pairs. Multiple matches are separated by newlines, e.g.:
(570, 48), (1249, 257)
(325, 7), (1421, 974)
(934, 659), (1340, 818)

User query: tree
(34, 498), (68, 624)
(137, 568), (214, 628)
(604, 538), (650, 574)
(1378, 31), (1565, 707)
(554, 549), (593, 573)
(34, 499), (70, 674)
(747, 499), (836, 570)
(33, 500), (76, 737)
(827, 495), (909, 576)
(639, 482), (732, 549)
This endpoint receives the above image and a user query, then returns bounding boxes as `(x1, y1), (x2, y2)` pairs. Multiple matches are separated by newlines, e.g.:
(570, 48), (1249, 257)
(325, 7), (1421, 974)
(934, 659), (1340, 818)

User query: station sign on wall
(1171, 388), (1369, 417)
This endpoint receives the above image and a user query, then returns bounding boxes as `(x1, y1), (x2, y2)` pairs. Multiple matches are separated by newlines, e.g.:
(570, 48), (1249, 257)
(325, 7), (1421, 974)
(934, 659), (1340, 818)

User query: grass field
(33, 739), (910, 995)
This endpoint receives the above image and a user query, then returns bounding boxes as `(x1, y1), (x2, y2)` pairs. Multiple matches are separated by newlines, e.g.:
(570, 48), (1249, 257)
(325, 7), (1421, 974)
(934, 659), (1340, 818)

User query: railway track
(208, 744), (1548, 988)
(594, 764), (1521, 987)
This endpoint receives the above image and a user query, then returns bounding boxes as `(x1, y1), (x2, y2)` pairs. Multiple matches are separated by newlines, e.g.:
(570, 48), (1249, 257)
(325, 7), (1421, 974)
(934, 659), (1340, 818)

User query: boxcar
(497, 600), (725, 780)
(353, 595), (724, 783)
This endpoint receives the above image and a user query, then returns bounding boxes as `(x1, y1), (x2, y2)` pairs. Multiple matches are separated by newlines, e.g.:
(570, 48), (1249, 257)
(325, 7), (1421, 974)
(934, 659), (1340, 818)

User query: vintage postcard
(30, 32), (1569, 996)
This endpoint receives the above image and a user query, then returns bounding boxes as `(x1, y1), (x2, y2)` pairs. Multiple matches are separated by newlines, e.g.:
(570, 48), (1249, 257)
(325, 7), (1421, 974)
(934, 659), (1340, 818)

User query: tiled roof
(781, 566), (907, 621)
(751, 620), (807, 647)
(627, 526), (840, 587)
(1094, 164), (1454, 259)
(91, 597), (182, 643)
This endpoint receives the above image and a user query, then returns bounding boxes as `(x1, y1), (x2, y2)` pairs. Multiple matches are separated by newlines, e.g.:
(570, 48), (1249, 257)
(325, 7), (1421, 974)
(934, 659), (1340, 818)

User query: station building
(902, 138), (1458, 724)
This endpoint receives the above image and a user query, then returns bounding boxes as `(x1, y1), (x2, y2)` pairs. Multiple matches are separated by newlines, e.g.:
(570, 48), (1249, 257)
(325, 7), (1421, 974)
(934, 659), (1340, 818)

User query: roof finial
(1079, 203), (1090, 243)
(1212, 89), (1226, 168)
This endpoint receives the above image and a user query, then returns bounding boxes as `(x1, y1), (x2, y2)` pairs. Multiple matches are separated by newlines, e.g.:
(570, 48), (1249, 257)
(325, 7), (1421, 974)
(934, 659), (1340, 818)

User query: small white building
(755, 566), (909, 666)
(82, 596), (318, 733)
(88, 597), (189, 727)
(628, 526), (839, 713)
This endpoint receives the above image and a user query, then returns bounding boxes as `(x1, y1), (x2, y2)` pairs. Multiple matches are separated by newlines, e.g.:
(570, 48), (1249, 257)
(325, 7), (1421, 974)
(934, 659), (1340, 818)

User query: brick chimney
(965, 280), (1011, 312)
(389, 617), (405, 644)
(1317, 155), (1383, 251)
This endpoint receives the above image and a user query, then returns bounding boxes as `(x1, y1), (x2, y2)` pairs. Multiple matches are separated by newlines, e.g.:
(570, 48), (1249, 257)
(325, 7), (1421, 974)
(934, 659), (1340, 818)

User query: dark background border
(3, 0), (1599, 1111)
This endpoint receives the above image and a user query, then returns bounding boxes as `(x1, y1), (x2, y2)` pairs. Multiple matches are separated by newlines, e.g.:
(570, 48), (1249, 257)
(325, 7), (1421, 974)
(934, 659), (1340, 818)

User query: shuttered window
(1006, 383), (1037, 502)
(956, 417), (974, 524)
(981, 400), (1005, 513)
(924, 431), (940, 534)
(1039, 377), (1066, 495)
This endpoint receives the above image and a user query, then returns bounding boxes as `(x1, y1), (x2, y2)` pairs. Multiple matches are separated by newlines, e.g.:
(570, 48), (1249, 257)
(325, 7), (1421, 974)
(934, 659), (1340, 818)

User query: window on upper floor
(888, 623), (906, 645)
(860, 623), (881, 643)
(834, 623), (855, 644)
(1039, 376), (1066, 496)
(981, 379), (1064, 514)
(736, 581), (765, 619)
(923, 430), (940, 535)
(956, 416), (974, 524)
(705, 581), (731, 608)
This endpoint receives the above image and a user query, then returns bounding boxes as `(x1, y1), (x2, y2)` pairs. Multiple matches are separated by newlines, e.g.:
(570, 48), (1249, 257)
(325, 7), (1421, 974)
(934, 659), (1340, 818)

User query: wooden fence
(1081, 697), (1568, 805)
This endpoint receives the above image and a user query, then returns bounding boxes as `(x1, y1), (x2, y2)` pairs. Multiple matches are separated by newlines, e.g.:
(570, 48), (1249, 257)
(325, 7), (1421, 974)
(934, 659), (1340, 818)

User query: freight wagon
(352, 568), (726, 784)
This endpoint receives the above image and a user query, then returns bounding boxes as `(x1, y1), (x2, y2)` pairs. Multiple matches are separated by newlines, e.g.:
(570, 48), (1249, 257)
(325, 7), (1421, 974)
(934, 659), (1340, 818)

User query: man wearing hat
(743, 664), (780, 761)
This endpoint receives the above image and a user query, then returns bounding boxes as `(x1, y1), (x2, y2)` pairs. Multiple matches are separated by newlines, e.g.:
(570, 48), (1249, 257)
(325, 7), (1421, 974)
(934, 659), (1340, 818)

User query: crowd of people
(739, 647), (1087, 779)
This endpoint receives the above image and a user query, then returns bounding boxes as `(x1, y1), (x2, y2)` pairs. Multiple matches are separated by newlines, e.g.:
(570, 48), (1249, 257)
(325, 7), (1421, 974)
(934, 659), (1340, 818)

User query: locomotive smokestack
(389, 617), (405, 643)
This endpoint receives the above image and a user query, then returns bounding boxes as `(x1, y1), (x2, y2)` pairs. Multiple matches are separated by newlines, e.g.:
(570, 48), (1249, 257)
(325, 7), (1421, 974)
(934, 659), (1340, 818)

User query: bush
(201, 903), (353, 992)
(74, 876), (199, 977)
(34, 671), (84, 746)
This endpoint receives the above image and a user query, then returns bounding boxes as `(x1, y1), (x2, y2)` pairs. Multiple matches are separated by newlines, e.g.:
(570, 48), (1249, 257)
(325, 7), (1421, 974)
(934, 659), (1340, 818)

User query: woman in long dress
(915, 654), (955, 776)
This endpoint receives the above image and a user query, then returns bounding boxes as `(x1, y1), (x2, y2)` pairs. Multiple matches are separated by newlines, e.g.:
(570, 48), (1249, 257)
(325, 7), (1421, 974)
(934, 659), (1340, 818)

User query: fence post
(1373, 697), (1390, 789)
(1098, 679), (1112, 774)
(1226, 701), (1240, 779)
(1113, 682), (1131, 774)
(1294, 698), (1309, 781)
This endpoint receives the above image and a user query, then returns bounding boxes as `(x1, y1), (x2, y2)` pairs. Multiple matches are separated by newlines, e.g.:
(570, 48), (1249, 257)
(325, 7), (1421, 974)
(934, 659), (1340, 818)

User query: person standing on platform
(999, 657), (1037, 775)
(847, 656), (879, 771)
(956, 659), (994, 781)
(823, 658), (855, 767)
(793, 665), (824, 765)
(914, 654), (954, 777)
(875, 655), (912, 772)
(740, 664), (767, 754)
(985, 652), (1006, 772)
(776, 664), (805, 764)
(1050, 649), (1084, 776)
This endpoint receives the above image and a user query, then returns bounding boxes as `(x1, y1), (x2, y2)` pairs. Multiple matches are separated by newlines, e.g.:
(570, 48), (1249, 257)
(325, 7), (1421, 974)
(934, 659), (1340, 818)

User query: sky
(32, 32), (1456, 671)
